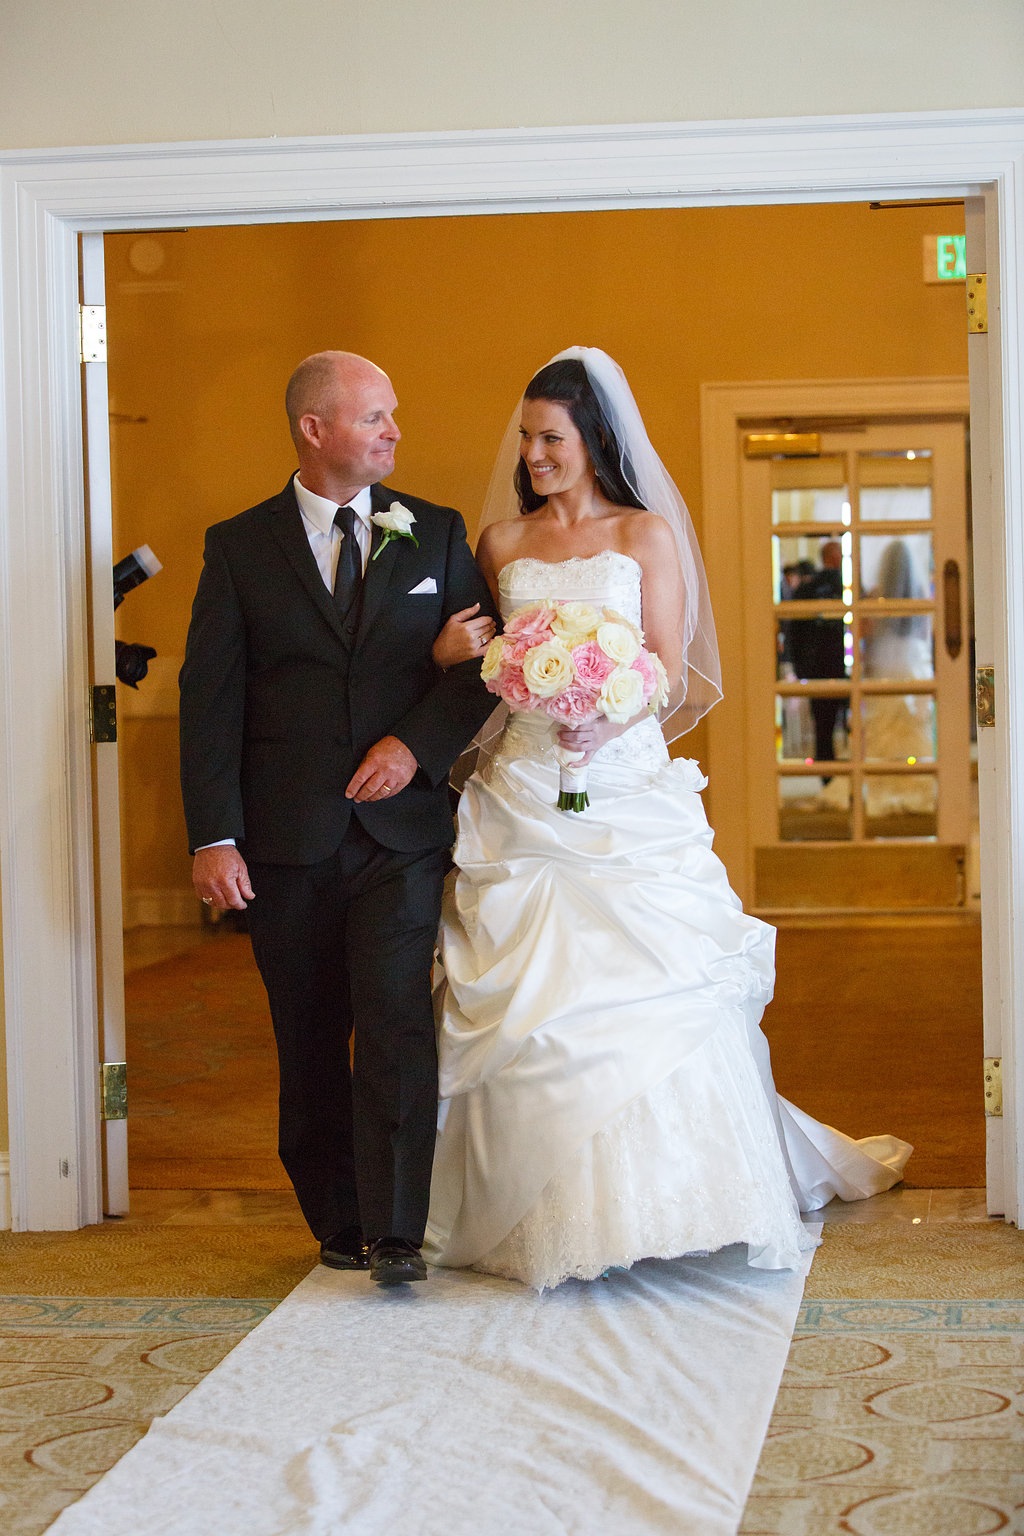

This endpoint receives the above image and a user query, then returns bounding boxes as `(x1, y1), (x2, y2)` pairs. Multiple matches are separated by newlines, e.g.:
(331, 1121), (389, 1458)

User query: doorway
(101, 201), (980, 1213)
(3, 111), (1021, 1232)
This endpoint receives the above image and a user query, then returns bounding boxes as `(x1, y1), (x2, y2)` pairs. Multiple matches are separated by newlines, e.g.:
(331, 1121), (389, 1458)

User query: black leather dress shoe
(319, 1226), (370, 1270)
(368, 1237), (427, 1286)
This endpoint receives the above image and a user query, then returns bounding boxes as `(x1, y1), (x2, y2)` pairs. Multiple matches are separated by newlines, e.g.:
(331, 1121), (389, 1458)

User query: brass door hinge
(100, 1061), (127, 1121)
(91, 684), (117, 743)
(80, 304), (107, 362)
(984, 1058), (1002, 1118)
(976, 666), (995, 729)
(966, 274), (988, 334)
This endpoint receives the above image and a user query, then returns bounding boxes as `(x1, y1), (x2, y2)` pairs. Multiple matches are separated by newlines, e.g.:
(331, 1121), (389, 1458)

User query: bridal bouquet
(480, 601), (670, 811)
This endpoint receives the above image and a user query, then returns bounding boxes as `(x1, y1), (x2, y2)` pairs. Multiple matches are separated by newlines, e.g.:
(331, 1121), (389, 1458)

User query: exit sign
(923, 234), (966, 283)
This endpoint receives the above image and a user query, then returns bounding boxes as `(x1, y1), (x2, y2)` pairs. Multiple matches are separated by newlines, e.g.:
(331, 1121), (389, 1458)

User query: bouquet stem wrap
(554, 746), (589, 813)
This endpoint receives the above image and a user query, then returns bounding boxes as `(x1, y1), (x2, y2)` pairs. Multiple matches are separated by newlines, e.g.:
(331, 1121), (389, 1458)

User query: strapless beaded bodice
(494, 552), (668, 771)
(497, 550), (644, 625)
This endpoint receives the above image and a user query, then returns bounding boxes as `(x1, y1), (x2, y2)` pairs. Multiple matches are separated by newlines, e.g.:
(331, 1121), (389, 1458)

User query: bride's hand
(557, 716), (630, 765)
(432, 604), (496, 669)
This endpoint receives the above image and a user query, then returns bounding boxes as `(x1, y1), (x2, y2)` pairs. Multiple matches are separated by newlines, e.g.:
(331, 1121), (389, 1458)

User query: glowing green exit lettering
(936, 234), (966, 281)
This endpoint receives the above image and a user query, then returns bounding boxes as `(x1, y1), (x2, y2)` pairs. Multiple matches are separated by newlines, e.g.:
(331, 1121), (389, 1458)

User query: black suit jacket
(179, 479), (497, 863)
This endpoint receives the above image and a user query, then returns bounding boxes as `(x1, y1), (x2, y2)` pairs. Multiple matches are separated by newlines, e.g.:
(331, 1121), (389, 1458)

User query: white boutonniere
(371, 501), (418, 560)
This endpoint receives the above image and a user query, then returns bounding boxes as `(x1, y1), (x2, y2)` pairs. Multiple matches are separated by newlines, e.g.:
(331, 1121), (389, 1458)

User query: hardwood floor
(124, 912), (986, 1207)
(766, 914), (984, 1187)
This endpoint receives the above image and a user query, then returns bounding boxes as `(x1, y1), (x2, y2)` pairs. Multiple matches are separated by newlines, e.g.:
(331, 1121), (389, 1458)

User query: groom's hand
(193, 845), (255, 910)
(346, 736), (418, 802)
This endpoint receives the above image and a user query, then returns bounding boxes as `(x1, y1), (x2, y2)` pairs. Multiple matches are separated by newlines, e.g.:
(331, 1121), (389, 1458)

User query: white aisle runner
(50, 1241), (817, 1536)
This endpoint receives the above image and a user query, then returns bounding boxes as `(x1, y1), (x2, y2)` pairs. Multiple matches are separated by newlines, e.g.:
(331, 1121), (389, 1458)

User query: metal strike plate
(91, 684), (117, 743)
(966, 274), (988, 334)
(976, 666), (995, 729)
(984, 1058), (1002, 1118)
(80, 304), (107, 362)
(100, 1061), (128, 1121)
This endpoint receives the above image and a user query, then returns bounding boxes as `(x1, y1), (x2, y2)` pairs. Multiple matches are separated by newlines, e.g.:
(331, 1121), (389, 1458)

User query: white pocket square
(408, 577), (437, 595)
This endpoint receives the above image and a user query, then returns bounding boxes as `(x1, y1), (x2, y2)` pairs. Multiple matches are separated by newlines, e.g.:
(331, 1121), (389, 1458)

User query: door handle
(943, 559), (962, 660)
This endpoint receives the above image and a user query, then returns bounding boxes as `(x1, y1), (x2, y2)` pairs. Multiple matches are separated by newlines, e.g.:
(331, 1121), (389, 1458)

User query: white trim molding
(2, 109), (1023, 1228)
(0, 1153), (10, 1230)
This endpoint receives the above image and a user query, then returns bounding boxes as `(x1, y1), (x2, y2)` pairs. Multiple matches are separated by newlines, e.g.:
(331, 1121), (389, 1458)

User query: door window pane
(779, 774), (851, 841)
(859, 533), (933, 601)
(774, 534), (850, 600)
(859, 451), (933, 522)
(860, 613), (935, 681)
(771, 457), (848, 525)
(862, 693), (937, 763)
(778, 617), (854, 683)
(776, 694), (851, 762)
(863, 773), (938, 839)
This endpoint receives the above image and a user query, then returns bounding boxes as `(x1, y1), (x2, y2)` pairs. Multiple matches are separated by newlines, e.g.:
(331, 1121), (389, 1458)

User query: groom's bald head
(285, 351), (392, 449)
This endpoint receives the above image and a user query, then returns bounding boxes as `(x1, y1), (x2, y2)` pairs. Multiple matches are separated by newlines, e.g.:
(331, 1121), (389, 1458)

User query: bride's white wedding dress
(424, 553), (912, 1289)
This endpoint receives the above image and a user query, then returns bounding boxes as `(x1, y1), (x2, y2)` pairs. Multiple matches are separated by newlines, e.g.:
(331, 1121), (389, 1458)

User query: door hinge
(90, 684), (117, 743)
(975, 666), (995, 729)
(966, 274), (988, 334)
(80, 304), (107, 362)
(984, 1058), (1002, 1118)
(100, 1061), (128, 1121)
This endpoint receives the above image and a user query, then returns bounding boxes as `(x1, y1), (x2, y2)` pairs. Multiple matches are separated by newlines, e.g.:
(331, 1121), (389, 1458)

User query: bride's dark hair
(514, 359), (645, 513)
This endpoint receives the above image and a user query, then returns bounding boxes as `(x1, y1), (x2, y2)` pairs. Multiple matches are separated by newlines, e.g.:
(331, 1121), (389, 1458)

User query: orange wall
(106, 202), (966, 909)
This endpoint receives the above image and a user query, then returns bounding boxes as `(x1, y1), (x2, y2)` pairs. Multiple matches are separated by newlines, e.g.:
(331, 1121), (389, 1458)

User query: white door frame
(2, 110), (1023, 1229)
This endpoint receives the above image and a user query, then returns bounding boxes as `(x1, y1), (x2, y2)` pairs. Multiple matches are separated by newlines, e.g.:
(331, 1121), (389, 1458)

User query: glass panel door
(742, 420), (970, 907)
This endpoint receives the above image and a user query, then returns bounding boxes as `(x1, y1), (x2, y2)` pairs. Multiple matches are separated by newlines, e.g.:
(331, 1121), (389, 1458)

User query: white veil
(478, 346), (722, 743)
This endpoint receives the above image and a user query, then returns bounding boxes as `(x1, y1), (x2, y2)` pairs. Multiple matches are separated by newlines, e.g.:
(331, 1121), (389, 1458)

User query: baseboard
(0, 1153), (11, 1230)
(124, 887), (202, 928)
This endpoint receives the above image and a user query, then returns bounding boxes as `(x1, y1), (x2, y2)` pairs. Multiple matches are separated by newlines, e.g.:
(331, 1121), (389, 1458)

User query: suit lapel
(267, 481), (352, 647)
(355, 484), (401, 643)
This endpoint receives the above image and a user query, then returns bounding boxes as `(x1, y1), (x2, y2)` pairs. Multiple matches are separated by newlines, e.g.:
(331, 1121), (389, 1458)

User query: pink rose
(504, 605), (557, 646)
(571, 640), (616, 688)
(502, 636), (532, 667)
(546, 682), (600, 726)
(498, 669), (540, 710)
(631, 649), (657, 700)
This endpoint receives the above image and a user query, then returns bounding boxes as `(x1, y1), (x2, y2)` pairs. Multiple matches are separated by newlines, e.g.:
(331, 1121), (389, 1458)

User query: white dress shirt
(198, 476), (375, 851)
(293, 474), (374, 584)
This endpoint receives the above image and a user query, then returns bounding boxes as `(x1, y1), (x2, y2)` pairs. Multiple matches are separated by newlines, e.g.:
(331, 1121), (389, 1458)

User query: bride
(424, 347), (911, 1290)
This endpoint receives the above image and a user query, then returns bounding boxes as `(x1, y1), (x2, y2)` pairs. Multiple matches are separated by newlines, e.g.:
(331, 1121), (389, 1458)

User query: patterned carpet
(740, 1297), (1023, 1534)
(1, 1221), (1019, 1536)
(0, 1296), (272, 1536)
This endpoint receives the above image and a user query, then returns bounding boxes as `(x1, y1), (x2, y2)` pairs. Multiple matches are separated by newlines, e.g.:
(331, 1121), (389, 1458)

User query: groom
(179, 351), (496, 1285)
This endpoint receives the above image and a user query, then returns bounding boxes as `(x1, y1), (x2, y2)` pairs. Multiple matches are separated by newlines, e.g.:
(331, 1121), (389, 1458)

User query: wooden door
(739, 419), (971, 911)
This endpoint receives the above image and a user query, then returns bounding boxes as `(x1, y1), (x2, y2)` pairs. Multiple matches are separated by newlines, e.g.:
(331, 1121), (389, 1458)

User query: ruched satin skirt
(425, 724), (911, 1289)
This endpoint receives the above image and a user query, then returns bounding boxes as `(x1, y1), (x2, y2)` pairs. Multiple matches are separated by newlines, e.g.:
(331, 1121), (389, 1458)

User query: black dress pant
(245, 818), (447, 1245)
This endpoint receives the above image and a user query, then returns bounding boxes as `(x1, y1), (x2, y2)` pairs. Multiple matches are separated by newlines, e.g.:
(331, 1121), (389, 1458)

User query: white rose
(550, 602), (600, 648)
(372, 501), (417, 534)
(602, 607), (643, 642)
(480, 635), (505, 682)
(596, 620), (641, 666)
(522, 640), (575, 697)
(597, 666), (646, 723)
